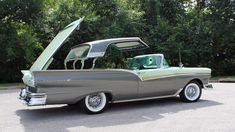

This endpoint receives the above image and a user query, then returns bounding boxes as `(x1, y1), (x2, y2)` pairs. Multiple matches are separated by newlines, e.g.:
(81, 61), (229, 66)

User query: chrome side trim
(142, 73), (210, 81)
(174, 88), (183, 95)
(112, 88), (183, 103)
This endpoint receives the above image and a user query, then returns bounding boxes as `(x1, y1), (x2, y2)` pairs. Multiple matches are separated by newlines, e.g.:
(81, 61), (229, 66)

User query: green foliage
(0, 0), (44, 82)
(0, 0), (43, 24)
(0, 0), (235, 82)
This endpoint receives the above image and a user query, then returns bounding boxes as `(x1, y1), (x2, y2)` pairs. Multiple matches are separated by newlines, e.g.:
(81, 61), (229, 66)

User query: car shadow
(16, 97), (222, 132)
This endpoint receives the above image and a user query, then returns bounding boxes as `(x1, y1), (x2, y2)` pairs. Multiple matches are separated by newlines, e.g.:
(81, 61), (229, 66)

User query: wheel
(179, 81), (202, 102)
(80, 92), (108, 114)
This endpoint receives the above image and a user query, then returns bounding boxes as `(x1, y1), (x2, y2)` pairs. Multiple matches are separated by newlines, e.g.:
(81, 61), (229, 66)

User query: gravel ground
(0, 83), (235, 132)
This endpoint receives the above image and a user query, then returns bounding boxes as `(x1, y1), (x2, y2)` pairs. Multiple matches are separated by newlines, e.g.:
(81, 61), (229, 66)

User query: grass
(0, 83), (24, 90)
(210, 76), (235, 80)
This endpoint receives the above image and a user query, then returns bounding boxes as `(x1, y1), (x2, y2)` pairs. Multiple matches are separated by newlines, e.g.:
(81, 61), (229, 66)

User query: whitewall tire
(180, 81), (202, 102)
(80, 92), (108, 114)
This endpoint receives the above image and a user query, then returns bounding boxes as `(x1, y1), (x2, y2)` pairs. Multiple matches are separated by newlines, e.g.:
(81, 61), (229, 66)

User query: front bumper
(19, 88), (47, 106)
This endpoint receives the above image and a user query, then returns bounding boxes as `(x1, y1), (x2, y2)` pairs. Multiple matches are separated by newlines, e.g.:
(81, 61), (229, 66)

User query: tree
(0, 0), (234, 82)
(204, 0), (235, 75)
(0, 0), (44, 82)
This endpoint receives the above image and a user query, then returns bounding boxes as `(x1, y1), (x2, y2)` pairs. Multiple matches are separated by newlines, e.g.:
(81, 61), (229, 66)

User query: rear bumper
(19, 87), (47, 106)
(204, 84), (213, 89)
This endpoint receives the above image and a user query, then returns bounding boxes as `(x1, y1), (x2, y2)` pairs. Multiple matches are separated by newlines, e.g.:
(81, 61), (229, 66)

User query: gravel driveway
(0, 83), (235, 132)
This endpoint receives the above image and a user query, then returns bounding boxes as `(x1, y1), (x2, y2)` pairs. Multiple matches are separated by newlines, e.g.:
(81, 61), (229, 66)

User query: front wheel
(80, 92), (108, 114)
(180, 81), (202, 102)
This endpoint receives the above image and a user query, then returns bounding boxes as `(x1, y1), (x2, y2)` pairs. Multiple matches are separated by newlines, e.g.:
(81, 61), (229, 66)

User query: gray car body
(31, 69), (210, 104)
(19, 18), (212, 106)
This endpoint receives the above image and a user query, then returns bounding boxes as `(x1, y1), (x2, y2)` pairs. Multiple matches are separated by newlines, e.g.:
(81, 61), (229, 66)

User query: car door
(137, 68), (179, 98)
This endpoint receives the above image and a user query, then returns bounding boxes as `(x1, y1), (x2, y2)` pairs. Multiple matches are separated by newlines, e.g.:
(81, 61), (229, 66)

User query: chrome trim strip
(142, 73), (210, 81)
(174, 88), (183, 95)
(30, 93), (46, 96)
(113, 88), (183, 103)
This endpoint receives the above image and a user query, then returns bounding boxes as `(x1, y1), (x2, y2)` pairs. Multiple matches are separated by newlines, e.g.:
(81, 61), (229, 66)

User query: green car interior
(128, 56), (159, 70)
(128, 55), (169, 70)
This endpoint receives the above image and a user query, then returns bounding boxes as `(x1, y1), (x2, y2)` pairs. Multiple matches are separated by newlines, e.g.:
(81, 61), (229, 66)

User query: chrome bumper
(19, 88), (47, 106)
(204, 84), (213, 89)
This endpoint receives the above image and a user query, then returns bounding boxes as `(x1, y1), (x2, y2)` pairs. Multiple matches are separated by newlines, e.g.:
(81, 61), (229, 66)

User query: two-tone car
(19, 18), (213, 114)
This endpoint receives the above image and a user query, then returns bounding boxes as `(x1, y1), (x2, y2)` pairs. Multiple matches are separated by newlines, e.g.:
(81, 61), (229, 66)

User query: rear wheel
(80, 92), (108, 114)
(180, 81), (202, 102)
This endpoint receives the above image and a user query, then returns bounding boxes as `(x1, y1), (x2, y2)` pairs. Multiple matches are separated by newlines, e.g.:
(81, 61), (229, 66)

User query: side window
(155, 56), (162, 67)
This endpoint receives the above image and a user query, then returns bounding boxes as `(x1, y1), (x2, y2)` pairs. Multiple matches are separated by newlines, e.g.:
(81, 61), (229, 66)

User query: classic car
(19, 18), (213, 114)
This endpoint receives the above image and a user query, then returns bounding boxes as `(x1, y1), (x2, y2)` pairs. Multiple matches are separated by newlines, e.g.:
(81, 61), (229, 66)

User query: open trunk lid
(21, 18), (83, 86)
(30, 18), (84, 71)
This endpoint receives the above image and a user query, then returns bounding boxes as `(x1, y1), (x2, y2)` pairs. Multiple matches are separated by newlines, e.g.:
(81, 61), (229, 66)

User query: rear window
(112, 41), (148, 51)
(65, 45), (90, 61)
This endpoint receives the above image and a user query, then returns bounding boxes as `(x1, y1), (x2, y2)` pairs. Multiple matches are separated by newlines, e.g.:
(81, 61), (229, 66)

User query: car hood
(29, 18), (84, 71)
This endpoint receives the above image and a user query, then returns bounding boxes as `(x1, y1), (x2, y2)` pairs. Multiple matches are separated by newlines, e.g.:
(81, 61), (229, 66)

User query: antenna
(178, 48), (183, 68)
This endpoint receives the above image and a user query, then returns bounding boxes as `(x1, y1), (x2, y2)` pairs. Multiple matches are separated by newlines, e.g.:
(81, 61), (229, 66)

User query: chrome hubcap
(186, 86), (197, 98)
(88, 94), (102, 108)
(85, 93), (107, 112)
(184, 83), (200, 101)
